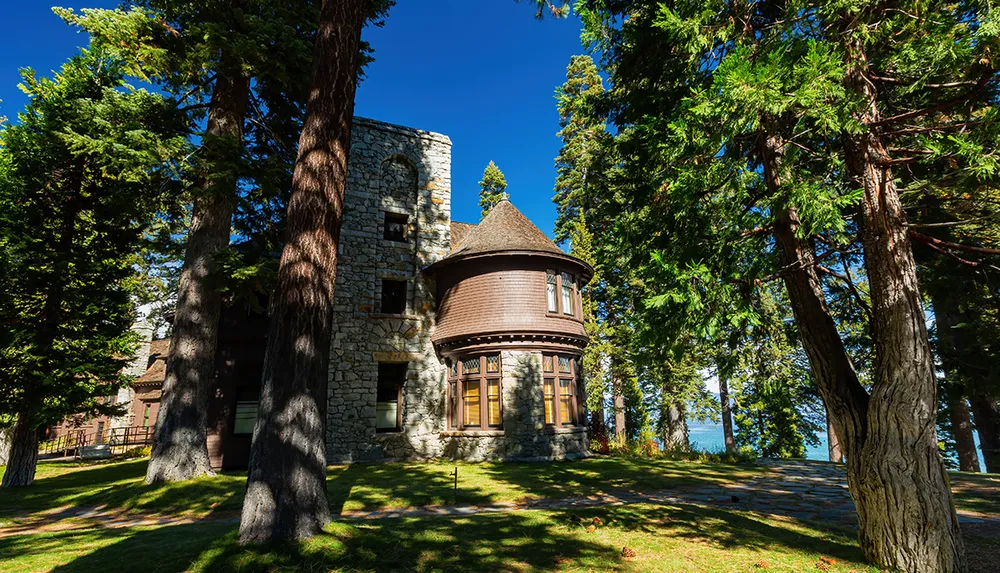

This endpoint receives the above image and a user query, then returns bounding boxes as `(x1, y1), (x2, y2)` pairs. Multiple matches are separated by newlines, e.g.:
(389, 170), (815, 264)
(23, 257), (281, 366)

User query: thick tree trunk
(662, 400), (689, 451)
(718, 372), (735, 453)
(1, 416), (40, 488)
(826, 406), (844, 463)
(970, 395), (1000, 473)
(612, 368), (626, 440)
(842, 41), (966, 571)
(933, 296), (982, 473)
(146, 63), (249, 484)
(238, 0), (365, 544)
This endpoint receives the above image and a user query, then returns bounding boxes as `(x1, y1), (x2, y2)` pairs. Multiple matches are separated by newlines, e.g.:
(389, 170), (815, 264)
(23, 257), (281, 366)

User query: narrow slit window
(561, 272), (575, 316)
(546, 270), (558, 312)
(488, 380), (502, 426)
(380, 279), (407, 314)
(544, 378), (556, 425)
(559, 378), (573, 425)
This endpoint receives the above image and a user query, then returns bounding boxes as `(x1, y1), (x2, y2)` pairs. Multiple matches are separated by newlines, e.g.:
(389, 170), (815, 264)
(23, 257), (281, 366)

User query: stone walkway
(2, 460), (994, 538)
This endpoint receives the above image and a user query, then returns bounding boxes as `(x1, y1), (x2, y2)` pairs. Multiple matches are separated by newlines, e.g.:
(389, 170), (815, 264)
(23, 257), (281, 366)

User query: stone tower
(326, 118), (453, 462)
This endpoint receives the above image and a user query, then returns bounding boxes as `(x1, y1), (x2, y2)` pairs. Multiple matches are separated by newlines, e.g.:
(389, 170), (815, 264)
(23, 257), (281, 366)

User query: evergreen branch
(873, 72), (993, 127)
(910, 231), (1000, 256)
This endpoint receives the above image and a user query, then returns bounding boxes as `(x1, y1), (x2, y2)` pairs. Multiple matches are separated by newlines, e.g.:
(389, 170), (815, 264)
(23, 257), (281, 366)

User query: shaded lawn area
(0, 457), (762, 520)
(949, 470), (1000, 517)
(0, 504), (879, 573)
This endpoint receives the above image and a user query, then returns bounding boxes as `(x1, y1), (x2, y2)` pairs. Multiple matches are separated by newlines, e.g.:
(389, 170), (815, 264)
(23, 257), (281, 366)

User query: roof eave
(423, 249), (594, 282)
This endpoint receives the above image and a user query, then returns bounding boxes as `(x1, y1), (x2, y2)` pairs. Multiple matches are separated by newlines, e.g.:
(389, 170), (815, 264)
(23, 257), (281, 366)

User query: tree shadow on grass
(326, 461), (505, 513)
(0, 459), (246, 519)
(26, 512), (618, 572)
(557, 503), (865, 564)
(477, 456), (760, 502)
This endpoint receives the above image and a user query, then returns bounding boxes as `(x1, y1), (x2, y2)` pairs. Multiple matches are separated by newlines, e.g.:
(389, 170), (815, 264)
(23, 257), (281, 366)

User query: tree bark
(146, 61), (249, 484)
(238, 0), (365, 544)
(933, 296), (982, 473)
(611, 367), (626, 440)
(662, 400), (689, 451)
(1, 416), (40, 488)
(826, 405), (844, 463)
(718, 371), (735, 453)
(970, 395), (1000, 473)
(842, 38), (966, 571)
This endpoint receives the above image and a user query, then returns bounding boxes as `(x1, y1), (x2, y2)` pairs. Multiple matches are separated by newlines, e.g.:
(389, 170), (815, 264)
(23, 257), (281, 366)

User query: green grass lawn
(1, 504), (879, 573)
(0, 458), (997, 573)
(0, 456), (761, 520)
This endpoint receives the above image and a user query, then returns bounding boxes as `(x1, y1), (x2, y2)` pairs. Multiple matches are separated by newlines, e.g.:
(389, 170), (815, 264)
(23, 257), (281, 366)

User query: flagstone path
(2, 459), (995, 538)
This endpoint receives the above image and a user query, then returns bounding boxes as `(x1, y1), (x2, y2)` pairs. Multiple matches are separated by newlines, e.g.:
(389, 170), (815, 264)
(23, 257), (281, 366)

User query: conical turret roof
(429, 198), (592, 277)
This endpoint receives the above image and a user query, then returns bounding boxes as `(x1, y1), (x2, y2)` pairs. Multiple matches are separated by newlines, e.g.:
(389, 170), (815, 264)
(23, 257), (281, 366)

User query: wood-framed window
(383, 212), (408, 242)
(380, 279), (407, 314)
(376, 363), (406, 432)
(543, 354), (584, 427)
(545, 270), (578, 317)
(233, 388), (259, 435)
(448, 354), (502, 429)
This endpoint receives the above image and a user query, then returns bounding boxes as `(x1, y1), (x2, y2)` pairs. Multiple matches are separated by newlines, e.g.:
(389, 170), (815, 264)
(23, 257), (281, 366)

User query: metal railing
(38, 426), (156, 457)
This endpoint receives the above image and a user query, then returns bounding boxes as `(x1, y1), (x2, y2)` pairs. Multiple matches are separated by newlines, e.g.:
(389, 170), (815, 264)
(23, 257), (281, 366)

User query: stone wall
(327, 118), (453, 462)
(111, 319), (155, 430)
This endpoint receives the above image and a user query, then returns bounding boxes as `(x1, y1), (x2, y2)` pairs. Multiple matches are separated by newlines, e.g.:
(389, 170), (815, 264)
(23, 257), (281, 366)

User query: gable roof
(429, 198), (592, 278)
(449, 221), (477, 253)
(135, 339), (169, 386)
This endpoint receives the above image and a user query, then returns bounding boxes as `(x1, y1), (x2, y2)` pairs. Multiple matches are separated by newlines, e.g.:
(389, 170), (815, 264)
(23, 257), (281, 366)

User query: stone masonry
(327, 118), (452, 462)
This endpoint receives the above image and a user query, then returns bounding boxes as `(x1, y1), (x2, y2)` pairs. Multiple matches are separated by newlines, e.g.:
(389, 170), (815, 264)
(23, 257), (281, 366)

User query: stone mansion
(62, 118), (593, 467)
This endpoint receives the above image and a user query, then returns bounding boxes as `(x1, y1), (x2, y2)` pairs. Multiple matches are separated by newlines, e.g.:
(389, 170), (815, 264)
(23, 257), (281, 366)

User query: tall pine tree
(0, 50), (187, 487)
(478, 160), (507, 218)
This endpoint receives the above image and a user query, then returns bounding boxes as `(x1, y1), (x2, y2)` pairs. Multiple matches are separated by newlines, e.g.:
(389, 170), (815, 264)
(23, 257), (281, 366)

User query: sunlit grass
(0, 504), (879, 573)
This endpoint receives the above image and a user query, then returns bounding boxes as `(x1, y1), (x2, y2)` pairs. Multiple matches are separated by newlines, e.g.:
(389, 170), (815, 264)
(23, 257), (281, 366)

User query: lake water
(687, 421), (831, 461)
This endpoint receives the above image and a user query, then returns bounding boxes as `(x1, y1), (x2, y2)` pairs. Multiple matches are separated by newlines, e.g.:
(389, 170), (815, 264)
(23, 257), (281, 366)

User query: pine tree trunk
(612, 368), (626, 440)
(1, 416), (40, 488)
(238, 0), (365, 544)
(933, 296), (981, 473)
(662, 400), (689, 451)
(950, 397), (981, 473)
(718, 372), (735, 453)
(842, 41), (966, 571)
(826, 406), (844, 463)
(146, 63), (249, 484)
(970, 395), (1000, 473)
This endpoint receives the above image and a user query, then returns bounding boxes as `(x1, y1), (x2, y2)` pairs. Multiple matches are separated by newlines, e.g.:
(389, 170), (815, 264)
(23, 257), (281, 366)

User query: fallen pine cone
(621, 546), (637, 559)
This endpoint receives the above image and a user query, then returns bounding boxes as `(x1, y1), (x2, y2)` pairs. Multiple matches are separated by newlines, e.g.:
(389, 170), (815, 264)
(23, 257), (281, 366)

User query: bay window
(543, 353), (583, 427)
(448, 354), (502, 429)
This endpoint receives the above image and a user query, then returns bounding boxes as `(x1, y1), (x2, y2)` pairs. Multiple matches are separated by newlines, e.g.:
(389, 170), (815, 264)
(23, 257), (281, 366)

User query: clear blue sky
(0, 1), (586, 239)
